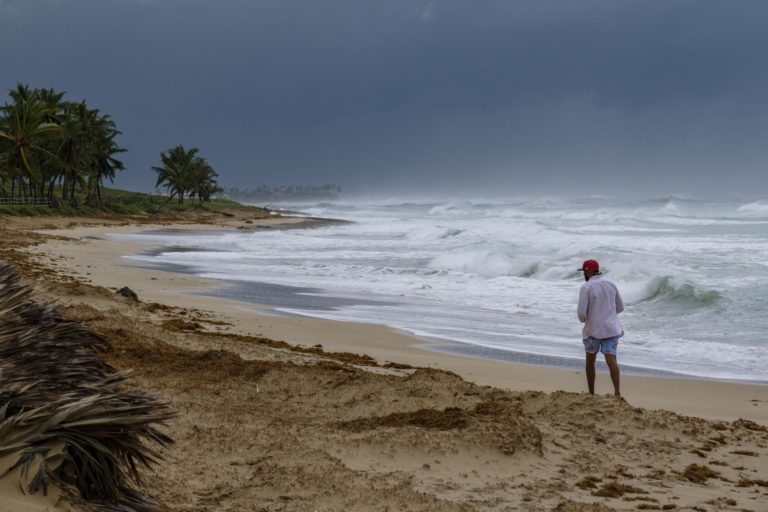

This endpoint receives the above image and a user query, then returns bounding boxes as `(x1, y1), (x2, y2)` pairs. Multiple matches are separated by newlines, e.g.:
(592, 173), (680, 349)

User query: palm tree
(152, 145), (199, 204)
(85, 130), (126, 205)
(0, 84), (126, 205)
(153, 145), (220, 207)
(0, 92), (63, 198)
(53, 102), (126, 206)
(188, 158), (222, 203)
(82, 112), (126, 205)
(54, 101), (91, 202)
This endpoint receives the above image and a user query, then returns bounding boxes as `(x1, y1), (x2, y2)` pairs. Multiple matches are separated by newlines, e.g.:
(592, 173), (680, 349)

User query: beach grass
(0, 186), (252, 217)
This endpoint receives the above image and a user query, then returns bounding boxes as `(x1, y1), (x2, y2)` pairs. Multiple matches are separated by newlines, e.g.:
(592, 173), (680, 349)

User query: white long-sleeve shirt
(577, 275), (624, 339)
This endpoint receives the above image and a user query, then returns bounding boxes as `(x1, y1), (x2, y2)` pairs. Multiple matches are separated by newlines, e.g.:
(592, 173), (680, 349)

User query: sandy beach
(1, 208), (767, 512)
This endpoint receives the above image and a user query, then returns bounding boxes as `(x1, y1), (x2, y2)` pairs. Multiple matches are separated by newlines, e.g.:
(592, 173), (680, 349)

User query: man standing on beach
(577, 259), (624, 396)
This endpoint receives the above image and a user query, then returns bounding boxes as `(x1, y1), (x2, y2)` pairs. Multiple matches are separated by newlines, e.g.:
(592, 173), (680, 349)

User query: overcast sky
(2, 0), (767, 197)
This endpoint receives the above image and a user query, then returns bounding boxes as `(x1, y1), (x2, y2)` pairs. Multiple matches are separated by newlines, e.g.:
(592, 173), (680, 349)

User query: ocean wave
(406, 226), (465, 241)
(636, 276), (721, 307)
(428, 251), (511, 276)
(651, 195), (699, 204)
(427, 251), (539, 278)
(371, 267), (444, 276)
(427, 201), (476, 216)
(660, 200), (679, 213)
(439, 228), (464, 239)
(518, 262), (540, 278)
(737, 201), (768, 216)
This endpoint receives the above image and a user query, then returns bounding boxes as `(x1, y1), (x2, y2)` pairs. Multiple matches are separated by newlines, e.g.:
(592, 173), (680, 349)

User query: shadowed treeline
(0, 84), (125, 206)
(0, 83), (223, 211)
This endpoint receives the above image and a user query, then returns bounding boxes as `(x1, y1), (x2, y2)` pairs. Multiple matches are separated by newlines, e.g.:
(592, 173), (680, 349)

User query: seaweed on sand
(591, 481), (648, 497)
(0, 262), (174, 511)
(337, 406), (470, 431)
(678, 463), (720, 484)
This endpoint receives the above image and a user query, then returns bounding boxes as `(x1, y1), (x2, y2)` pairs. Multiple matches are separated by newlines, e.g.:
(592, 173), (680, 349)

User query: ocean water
(117, 197), (768, 382)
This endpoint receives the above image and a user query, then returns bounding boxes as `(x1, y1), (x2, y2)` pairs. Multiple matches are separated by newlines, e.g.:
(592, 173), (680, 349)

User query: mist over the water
(119, 195), (768, 382)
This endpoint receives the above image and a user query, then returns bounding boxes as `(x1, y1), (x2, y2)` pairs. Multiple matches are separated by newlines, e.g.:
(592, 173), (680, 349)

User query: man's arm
(615, 288), (624, 314)
(577, 286), (589, 323)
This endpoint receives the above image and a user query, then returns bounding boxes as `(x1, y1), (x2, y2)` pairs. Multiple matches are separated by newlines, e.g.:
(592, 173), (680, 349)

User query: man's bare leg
(585, 352), (597, 395)
(604, 354), (621, 396)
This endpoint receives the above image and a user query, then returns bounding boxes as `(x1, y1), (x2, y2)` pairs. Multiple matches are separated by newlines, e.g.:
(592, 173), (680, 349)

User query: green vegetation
(0, 83), (225, 214)
(153, 144), (222, 206)
(0, 185), (246, 216)
(105, 187), (242, 215)
(0, 83), (124, 206)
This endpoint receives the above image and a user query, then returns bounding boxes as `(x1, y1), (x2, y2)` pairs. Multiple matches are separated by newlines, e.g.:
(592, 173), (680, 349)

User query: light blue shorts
(583, 336), (619, 355)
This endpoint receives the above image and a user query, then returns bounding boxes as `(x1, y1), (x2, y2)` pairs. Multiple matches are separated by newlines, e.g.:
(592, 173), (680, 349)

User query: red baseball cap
(579, 259), (600, 272)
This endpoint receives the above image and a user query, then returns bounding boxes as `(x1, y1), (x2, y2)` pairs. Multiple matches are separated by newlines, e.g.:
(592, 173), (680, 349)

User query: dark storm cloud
(2, 0), (767, 196)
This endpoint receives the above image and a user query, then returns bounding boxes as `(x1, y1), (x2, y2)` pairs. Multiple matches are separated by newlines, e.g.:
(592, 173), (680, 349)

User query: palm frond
(0, 261), (174, 511)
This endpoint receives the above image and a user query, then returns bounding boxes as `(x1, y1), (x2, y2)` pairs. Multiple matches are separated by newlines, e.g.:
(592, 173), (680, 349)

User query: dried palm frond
(0, 261), (174, 511)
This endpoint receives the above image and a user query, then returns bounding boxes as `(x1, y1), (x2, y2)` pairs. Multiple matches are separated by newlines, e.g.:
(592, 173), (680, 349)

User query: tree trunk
(156, 192), (177, 210)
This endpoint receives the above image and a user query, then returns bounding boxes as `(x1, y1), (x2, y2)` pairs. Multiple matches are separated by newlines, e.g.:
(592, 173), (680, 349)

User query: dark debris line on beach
(0, 261), (174, 511)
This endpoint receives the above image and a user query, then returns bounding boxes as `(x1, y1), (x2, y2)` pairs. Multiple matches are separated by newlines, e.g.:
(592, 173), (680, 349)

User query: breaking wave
(737, 201), (768, 216)
(638, 276), (721, 307)
(428, 251), (517, 276)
